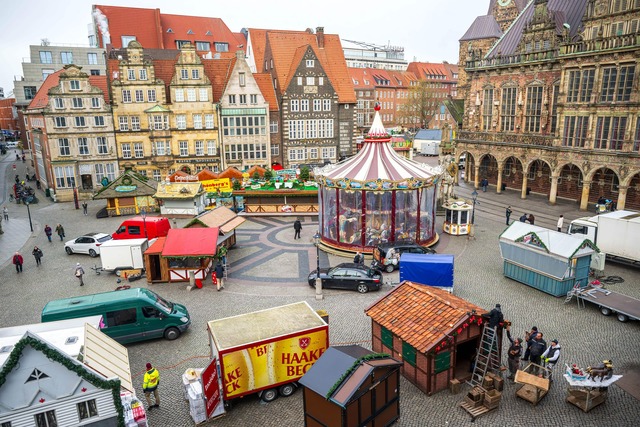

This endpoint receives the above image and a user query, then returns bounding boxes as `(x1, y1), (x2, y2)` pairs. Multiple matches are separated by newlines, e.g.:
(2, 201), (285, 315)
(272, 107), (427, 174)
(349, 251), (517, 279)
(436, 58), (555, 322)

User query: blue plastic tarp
(399, 253), (454, 290)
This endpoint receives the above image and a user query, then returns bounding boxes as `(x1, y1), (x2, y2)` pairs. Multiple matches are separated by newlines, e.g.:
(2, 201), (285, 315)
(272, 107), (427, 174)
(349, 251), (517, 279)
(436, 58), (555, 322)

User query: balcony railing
(560, 34), (640, 56)
(457, 130), (556, 147)
(465, 49), (557, 70)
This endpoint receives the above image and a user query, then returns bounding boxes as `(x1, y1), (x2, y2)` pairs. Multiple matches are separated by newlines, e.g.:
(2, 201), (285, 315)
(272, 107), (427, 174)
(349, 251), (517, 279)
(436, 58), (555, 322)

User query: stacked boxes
(463, 386), (485, 408)
(182, 368), (207, 424)
(483, 389), (502, 410)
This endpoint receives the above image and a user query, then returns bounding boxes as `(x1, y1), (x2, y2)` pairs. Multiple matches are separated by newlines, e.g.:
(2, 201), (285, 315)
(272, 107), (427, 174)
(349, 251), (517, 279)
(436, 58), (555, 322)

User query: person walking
(481, 178), (489, 192)
(12, 252), (24, 273)
(519, 213), (528, 223)
(44, 225), (53, 242)
(505, 325), (522, 380)
(75, 263), (85, 286)
(2, 206), (8, 221)
(32, 246), (43, 266)
(505, 206), (512, 225)
(557, 215), (564, 232)
(143, 363), (160, 410)
(293, 219), (302, 239)
(82, 201), (88, 216)
(527, 214), (535, 225)
(214, 262), (225, 291)
(353, 251), (364, 264)
(55, 223), (65, 241)
(541, 339), (561, 381)
(528, 332), (547, 375)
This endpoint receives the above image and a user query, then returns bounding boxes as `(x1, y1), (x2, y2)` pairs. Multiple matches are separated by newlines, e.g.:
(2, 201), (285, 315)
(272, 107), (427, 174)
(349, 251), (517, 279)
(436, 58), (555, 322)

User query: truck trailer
(99, 238), (149, 274)
(207, 301), (329, 410)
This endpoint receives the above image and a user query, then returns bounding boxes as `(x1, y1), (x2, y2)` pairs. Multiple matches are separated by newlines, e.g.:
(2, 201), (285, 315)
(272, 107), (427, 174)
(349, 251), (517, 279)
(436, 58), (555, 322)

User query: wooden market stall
(183, 206), (246, 248)
(365, 282), (490, 395)
(298, 345), (402, 427)
(499, 222), (598, 297)
(144, 228), (218, 283)
(153, 181), (206, 217)
(92, 164), (158, 216)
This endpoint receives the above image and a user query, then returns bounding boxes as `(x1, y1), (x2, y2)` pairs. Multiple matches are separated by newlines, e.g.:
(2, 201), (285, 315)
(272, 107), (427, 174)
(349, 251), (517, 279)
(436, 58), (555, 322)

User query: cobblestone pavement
(1, 151), (639, 426)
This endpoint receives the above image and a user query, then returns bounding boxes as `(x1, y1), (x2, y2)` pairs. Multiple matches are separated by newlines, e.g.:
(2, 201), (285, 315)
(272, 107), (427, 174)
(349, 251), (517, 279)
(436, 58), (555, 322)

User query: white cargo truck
(568, 210), (640, 266)
(99, 238), (150, 274)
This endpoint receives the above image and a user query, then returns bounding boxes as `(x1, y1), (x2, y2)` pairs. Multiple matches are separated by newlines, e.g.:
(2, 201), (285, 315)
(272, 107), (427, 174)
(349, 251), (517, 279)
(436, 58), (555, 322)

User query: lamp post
(469, 190), (478, 238)
(140, 208), (148, 239)
(25, 200), (33, 232)
(313, 231), (323, 300)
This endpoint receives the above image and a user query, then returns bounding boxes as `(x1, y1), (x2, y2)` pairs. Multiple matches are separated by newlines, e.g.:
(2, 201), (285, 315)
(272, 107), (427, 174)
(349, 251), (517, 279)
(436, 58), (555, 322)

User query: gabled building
(254, 72), (281, 165)
(24, 65), (117, 202)
(348, 67), (377, 133)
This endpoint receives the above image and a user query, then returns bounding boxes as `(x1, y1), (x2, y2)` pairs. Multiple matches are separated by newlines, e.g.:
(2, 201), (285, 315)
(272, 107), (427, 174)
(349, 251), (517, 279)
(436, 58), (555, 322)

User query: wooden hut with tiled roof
(92, 164), (158, 216)
(365, 282), (490, 395)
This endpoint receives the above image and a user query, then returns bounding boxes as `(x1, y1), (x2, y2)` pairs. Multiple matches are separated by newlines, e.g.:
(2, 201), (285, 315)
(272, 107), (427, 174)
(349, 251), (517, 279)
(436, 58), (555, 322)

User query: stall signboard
(276, 169), (297, 177)
(202, 178), (232, 192)
(202, 357), (223, 419)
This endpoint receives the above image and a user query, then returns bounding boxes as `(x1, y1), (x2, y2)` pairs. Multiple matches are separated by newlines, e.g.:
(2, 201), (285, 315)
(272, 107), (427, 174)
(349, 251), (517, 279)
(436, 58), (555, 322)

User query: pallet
(459, 400), (496, 421)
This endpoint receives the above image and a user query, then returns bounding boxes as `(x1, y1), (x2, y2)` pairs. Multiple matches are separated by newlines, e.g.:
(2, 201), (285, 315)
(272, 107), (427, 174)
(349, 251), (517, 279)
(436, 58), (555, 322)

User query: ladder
(222, 257), (229, 279)
(468, 326), (501, 387)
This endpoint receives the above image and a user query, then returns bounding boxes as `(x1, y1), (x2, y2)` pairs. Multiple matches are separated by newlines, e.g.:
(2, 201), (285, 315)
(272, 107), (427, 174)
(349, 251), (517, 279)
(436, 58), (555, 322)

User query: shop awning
(161, 228), (218, 257)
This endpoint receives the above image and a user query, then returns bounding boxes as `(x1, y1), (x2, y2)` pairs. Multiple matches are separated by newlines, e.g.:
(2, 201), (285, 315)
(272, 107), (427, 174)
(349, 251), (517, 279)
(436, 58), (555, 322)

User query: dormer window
(215, 42), (229, 52)
(187, 29), (194, 35)
(192, 69), (200, 79)
(205, 31), (212, 36)
(176, 40), (190, 49)
(166, 28), (173, 33)
(181, 69), (189, 80)
(70, 80), (80, 91)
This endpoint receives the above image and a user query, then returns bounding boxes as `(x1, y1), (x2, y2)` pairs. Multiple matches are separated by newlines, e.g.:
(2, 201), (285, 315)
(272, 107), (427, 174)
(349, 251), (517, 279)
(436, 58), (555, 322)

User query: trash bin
(501, 183), (507, 191)
(45, 188), (51, 197)
(526, 187), (531, 195)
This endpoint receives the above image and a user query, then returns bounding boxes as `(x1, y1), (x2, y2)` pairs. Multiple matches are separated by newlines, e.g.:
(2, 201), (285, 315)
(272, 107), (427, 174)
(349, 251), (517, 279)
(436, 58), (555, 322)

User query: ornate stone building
(456, 0), (640, 211)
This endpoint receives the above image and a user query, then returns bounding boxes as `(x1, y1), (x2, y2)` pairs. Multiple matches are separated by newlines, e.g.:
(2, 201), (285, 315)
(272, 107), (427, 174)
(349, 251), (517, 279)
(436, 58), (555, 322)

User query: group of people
(44, 223), (65, 242)
(506, 207), (566, 233)
(505, 323), (561, 381)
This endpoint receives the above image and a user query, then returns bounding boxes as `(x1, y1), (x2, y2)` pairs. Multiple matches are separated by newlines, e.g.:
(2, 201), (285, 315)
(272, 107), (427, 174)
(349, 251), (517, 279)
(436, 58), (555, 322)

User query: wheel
(385, 264), (395, 273)
(600, 307), (612, 316)
(261, 388), (278, 402)
(279, 383), (296, 397)
(65, 247), (73, 255)
(617, 313), (629, 323)
(357, 284), (369, 294)
(163, 327), (180, 340)
(88, 249), (97, 257)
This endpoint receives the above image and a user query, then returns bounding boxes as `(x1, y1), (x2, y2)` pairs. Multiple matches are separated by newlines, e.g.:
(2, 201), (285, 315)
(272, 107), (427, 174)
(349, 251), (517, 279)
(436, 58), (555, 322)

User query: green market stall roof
(161, 228), (218, 258)
(93, 171), (158, 200)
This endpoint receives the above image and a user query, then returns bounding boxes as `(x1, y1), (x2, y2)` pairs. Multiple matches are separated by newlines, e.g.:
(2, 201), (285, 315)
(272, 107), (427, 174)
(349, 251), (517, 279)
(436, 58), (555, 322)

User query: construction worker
(542, 339), (561, 381)
(143, 363), (160, 409)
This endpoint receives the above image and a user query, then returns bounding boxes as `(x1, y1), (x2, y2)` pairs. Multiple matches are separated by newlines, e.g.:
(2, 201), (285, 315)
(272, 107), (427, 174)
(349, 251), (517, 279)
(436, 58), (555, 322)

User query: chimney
(316, 27), (325, 48)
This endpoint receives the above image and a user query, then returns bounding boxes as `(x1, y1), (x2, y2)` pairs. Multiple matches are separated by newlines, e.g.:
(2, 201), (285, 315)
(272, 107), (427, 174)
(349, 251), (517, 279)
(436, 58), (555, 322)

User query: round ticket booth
(314, 109), (440, 254)
(443, 199), (473, 236)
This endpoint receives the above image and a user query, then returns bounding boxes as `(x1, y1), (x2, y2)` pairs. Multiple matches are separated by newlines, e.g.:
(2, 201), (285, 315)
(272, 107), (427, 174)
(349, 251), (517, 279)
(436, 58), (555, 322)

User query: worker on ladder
(488, 304), (504, 329)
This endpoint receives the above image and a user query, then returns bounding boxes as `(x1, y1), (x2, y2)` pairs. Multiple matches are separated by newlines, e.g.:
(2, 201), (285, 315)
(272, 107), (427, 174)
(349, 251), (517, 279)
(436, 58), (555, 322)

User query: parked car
(308, 263), (382, 293)
(65, 232), (112, 257)
(372, 242), (435, 273)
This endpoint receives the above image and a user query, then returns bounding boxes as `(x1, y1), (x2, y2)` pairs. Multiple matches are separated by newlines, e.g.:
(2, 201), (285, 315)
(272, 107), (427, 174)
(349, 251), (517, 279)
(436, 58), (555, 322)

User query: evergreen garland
(325, 353), (390, 399)
(0, 336), (125, 427)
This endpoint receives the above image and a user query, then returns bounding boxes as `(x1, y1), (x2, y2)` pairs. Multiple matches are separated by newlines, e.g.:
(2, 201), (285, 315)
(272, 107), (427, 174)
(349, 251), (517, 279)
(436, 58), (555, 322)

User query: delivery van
(41, 288), (190, 344)
(112, 216), (171, 240)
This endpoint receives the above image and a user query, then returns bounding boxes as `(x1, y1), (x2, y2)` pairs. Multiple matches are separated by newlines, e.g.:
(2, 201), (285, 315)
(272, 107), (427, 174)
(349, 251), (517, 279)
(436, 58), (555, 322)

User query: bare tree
(397, 82), (438, 130)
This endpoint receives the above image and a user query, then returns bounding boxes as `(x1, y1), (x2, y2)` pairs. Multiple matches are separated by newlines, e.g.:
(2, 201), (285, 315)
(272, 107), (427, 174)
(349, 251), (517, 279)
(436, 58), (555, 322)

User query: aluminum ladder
(468, 325), (501, 387)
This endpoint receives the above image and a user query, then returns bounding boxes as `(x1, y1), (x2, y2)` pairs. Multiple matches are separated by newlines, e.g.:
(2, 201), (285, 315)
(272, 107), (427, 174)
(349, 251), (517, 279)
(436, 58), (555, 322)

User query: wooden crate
(516, 383), (548, 405)
(463, 395), (484, 408)
(488, 373), (504, 391)
(566, 389), (608, 413)
(484, 389), (502, 404)
(450, 379), (462, 394)
(468, 387), (484, 401)
(482, 376), (494, 390)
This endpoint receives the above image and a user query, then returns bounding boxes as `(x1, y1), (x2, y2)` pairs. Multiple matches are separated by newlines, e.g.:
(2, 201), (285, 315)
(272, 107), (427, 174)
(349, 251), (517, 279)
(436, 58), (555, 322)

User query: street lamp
(313, 231), (323, 300)
(140, 208), (148, 239)
(25, 200), (33, 232)
(469, 190), (478, 238)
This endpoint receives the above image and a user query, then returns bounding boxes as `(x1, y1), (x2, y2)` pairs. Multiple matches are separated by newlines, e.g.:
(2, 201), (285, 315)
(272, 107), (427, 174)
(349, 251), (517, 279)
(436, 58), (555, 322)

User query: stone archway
(588, 168), (620, 206)
(479, 154), (499, 189)
(523, 159), (552, 197)
(556, 163), (584, 204)
(456, 150), (475, 185)
(499, 156), (525, 194)
(624, 172), (640, 210)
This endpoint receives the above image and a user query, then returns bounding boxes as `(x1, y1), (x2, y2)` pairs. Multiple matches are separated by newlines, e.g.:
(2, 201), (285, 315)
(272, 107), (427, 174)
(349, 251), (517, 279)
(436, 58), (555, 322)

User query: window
(501, 87), (517, 132)
(42, 69), (54, 80)
(97, 137), (108, 154)
(319, 77), (324, 86)
(147, 89), (156, 102)
(192, 69), (200, 79)
(139, 69), (148, 80)
(322, 147), (335, 159)
(175, 89), (184, 102)
(207, 140), (217, 155)
(128, 69), (136, 80)
(61, 51), (73, 64)
(402, 341), (417, 367)
(562, 116), (589, 147)
(121, 35), (136, 46)
(550, 84), (560, 133)
(309, 148), (318, 159)
(90, 69), (100, 76)
(152, 115), (168, 130)
(34, 410), (57, 427)
(205, 114), (214, 129)
(239, 94), (247, 104)
(153, 169), (162, 181)
(225, 142), (268, 162)
(39, 51), (52, 64)
(301, 99), (309, 111)
(119, 116), (129, 131)
(122, 90), (132, 103)
(482, 87), (494, 130)
(153, 141), (170, 155)
(323, 99), (331, 111)
(525, 86), (543, 133)
(176, 115), (187, 130)
(287, 119), (333, 139)
(271, 144), (279, 157)
(54, 117), (67, 128)
(250, 94), (258, 104)
(270, 121), (278, 133)
(435, 350), (451, 374)
(222, 116), (267, 137)
(91, 97), (100, 108)
(54, 166), (75, 188)
(313, 99), (321, 111)
(106, 308), (137, 327)
(187, 88), (196, 102)
(193, 114), (203, 129)
(68, 80), (80, 91)
(195, 140), (204, 156)
(77, 399), (98, 421)
(634, 118), (640, 151)
(72, 98), (83, 108)
(594, 116), (627, 150)
(196, 41), (210, 51)
(297, 76), (303, 86)
(601, 65), (635, 102)
(24, 86), (37, 100)
(58, 138), (70, 155)
(228, 94), (236, 104)
(135, 89), (144, 102)
(199, 88), (208, 102)
(181, 69), (189, 80)
(131, 116), (140, 131)
(78, 137), (89, 155)
(179, 141), (189, 156)
(290, 99), (300, 112)
(239, 73), (246, 87)
(176, 40), (190, 49)
(94, 116), (105, 126)
(306, 76), (315, 85)
(567, 69), (595, 102)
(122, 143), (132, 158)
(134, 142), (144, 158)
(215, 42), (229, 52)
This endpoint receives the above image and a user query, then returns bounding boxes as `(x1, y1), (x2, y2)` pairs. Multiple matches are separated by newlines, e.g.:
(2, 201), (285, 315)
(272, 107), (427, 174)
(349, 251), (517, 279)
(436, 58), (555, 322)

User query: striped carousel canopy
(314, 109), (441, 190)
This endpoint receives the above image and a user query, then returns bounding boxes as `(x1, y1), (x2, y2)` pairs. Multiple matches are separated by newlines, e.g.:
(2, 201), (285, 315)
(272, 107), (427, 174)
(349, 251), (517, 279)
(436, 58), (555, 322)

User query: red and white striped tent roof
(315, 110), (440, 188)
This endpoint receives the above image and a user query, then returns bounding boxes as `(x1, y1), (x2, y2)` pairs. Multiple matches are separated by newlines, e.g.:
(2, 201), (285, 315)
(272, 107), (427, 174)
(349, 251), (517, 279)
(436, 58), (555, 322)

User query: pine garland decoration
(325, 353), (390, 399)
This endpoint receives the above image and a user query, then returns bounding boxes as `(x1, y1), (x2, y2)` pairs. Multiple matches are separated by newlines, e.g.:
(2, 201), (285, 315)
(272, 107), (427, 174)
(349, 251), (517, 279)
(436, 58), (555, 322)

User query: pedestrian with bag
(505, 325), (522, 380)
(75, 263), (85, 286)
(44, 224), (53, 242)
(55, 223), (65, 241)
(12, 252), (24, 273)
(213, 262), (225, 291)
(505, 206), (512, 225)
(143, 363), (160, 410)
(293, 219), (302, 239)
(541, 339), (561, 381)
(32, 246), (43, 266)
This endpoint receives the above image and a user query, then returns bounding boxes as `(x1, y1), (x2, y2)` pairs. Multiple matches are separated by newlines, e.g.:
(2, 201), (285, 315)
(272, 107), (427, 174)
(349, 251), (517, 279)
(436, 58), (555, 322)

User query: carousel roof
(314, 109), (440, 189)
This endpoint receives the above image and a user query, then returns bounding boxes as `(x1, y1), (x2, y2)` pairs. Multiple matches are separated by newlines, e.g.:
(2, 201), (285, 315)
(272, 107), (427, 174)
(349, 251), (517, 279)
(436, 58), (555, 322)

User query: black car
(308, 263), (382, 293)
(372, 243), (436, 273)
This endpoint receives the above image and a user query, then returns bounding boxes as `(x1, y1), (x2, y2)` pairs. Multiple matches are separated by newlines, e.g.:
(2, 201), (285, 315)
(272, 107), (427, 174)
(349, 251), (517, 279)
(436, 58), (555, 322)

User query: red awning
(161, 228), (219, 257)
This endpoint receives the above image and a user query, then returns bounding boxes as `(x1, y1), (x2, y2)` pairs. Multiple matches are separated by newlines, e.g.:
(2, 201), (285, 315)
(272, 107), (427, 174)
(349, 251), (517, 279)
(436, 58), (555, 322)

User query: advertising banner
(202, 178), (232, 192)
(202, 357), (223, 419)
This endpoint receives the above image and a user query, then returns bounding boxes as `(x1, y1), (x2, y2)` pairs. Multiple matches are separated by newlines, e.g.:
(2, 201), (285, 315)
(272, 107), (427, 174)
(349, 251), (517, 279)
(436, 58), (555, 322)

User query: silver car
(65, 232), (112, 257)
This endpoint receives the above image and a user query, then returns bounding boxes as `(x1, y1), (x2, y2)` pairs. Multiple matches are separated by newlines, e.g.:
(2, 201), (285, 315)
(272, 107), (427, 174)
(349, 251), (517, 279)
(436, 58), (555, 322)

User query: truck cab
(567, 218), (597, 241)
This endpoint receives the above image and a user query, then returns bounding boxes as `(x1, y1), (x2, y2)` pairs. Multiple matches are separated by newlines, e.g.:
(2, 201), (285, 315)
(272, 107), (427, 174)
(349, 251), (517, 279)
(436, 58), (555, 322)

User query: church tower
(490, 0), (521, 32)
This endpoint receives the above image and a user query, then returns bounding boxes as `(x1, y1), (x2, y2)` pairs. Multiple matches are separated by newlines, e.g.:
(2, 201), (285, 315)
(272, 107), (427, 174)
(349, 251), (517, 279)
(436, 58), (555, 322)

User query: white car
(65, 233), (112, 257)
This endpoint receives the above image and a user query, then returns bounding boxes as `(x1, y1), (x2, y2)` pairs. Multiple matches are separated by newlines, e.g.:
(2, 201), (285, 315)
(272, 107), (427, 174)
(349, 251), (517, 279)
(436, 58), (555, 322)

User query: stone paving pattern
(1, 152), (639, 426)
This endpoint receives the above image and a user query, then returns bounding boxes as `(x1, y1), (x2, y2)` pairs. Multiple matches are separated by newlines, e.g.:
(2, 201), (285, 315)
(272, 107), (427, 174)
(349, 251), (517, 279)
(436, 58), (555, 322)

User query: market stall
(153, 181), (206, 217)
(499, 222), (598, 297)
(183, 206), (245, 248)
(92, 164), (158, 217)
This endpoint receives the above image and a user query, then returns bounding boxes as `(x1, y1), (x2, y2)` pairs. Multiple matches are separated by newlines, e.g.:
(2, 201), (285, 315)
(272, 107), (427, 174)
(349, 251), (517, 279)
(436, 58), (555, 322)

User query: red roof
(27, 70), (63, 110)
(203, 57), (236, 103)
(146, 236), (166, 255)
(160, 14), (242, 51)
(253, 73), (278, 111)
(88, 75), (110, 103)
(348, 68), (376, 90)
(162, 228), (218, 257)
(94, 5), (163, 49)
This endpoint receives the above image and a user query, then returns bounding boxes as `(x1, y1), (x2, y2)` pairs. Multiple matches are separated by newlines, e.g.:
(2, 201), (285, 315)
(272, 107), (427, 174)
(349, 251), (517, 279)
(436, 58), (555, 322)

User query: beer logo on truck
(299, 337), (310, 350)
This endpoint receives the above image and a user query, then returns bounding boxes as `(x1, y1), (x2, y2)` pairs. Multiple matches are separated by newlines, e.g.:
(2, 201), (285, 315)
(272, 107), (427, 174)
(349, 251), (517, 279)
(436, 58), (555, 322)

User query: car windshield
(153, 293), (174, 313)
(97, 235), (112, 243)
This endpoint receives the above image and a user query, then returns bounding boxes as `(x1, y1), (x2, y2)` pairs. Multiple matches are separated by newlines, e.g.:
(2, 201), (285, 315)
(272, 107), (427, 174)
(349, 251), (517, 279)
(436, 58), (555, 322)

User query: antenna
(41, 38), (50, 46)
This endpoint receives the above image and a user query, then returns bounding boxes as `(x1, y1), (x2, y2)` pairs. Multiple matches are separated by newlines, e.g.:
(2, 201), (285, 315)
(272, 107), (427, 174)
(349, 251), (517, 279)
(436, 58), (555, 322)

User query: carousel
(314, 105), (441, 254)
